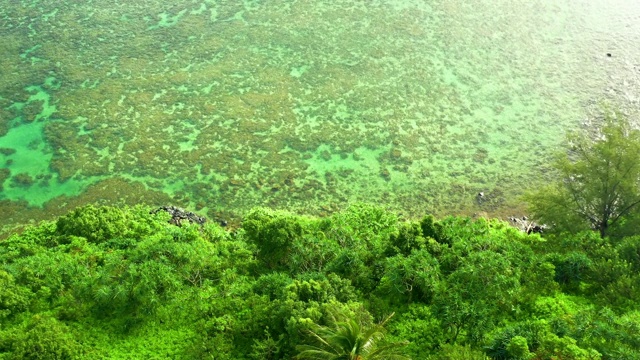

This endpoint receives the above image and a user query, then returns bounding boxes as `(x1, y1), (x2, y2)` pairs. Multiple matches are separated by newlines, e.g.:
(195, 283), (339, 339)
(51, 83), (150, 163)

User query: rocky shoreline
(151, 206), (208, 227)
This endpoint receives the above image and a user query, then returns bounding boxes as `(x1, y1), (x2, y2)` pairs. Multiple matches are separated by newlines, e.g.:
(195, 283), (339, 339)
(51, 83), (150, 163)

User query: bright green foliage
(286, 276), (356, 304)
(0, 205), (254, 358)
(243, 207), (312, 270)
(377, 249), (440, 304)
(325, 204), (399, 248)
(428, 218), (534, 344)
(249, 328), (282, 360)
(434, 251), (521, 344)
(288, 232), (341, 274)
(428, 344), (489, 360)
(617, 235), (640, 271)
(1, 204), (640, 359)
(0, 270), (32, 321)
(387, 304), (443, 358)
(533, 230), (640, 312)
(389, 222), (427, 256)
(546, 252), (593, 291)
(321, 204), (400, 293)
(55, 205), (166, 244)
(6, 315), (81, 359)
(527, 109), (640, 238)
(536, 333), (601, 360)
(486, 317), (602, 360)
(296, 312), (409, 360)
(505, 336), (532, 360)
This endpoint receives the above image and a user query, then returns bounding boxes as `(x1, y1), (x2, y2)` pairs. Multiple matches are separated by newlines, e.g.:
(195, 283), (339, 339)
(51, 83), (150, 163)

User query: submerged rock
(11, 173), (35, 188)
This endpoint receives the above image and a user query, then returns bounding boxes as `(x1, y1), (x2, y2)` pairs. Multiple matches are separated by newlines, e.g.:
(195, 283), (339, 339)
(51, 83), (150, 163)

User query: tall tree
(296, 313), (409, 360)
(527, 109), (640, 238)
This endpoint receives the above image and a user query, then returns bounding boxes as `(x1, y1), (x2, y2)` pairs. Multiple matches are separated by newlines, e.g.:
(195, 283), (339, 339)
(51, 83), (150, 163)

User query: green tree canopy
(4, 204), (640, 359)
(527, 109), (640, 238)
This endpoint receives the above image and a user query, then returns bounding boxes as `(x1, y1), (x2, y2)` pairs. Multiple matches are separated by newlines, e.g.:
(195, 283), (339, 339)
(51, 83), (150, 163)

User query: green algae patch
(147, 8), (188, 30)
(1, 0), (639, 232)
(0, 82), (102, 206)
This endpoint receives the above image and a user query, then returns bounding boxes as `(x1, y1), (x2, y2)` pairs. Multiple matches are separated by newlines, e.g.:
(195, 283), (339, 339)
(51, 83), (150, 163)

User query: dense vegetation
(1, 203), (639, 359)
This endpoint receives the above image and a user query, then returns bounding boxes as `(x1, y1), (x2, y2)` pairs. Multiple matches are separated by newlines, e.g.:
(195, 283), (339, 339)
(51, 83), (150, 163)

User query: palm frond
(296, 311), (410, 360)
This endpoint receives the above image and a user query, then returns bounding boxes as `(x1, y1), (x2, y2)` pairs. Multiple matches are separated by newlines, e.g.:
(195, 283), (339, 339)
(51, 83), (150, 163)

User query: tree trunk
(599, 221), (608, 238)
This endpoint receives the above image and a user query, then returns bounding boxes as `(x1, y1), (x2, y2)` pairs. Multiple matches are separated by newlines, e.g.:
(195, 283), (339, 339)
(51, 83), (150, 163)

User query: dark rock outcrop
(151, 206), (206, 226)
(508, 216), (547, 234)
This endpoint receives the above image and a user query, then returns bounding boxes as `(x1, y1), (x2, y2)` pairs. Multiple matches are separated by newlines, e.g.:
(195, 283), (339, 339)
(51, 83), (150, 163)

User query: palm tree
(296, 312), (410, 360)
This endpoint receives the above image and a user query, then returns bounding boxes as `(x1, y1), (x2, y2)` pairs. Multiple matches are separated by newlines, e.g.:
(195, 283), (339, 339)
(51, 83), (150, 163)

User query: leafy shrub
(420, 215), (446, 244)
(55, 205), (166, 244)
(377, 249), (440, 304)
(242, 207), (311, 270)
(506, 336), (533, 360)
(9, 315), (81, 359)
(0, 270), (33, 321)
(547, 252), (593, 290)
(389, 221), (426, 256)
(389, 304), (443, 358)
(429, 343), (488, 360)
(617, 235), (640, 272)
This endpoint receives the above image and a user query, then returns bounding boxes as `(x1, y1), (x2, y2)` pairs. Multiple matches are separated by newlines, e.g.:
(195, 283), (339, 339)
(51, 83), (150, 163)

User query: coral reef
(0, 0), (638, 234)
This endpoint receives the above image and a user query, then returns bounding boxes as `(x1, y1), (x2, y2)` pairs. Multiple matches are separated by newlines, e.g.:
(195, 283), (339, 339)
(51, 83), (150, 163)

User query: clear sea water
(1, 0), (639, 231)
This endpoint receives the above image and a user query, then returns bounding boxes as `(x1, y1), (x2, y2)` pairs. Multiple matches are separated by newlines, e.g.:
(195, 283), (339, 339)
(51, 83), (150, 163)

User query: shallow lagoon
(1, 0), (639, 231)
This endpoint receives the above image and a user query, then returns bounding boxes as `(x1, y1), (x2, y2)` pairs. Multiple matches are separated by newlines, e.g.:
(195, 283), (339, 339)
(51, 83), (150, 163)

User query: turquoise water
(1, 0), (639, 231)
